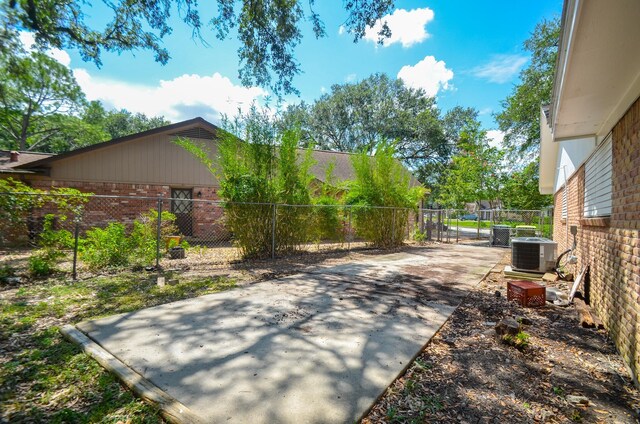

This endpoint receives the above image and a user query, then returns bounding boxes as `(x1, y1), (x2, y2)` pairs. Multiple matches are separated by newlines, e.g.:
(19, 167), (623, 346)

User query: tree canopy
(437, 121), (502, 209)
(83, 101), (171, 140)
(500, 162), (551, 209)
(2, 0), (396, 96)
(0, 49), (86, 151)
(495, 17), (560, 158)
(279, 73), (451, 184)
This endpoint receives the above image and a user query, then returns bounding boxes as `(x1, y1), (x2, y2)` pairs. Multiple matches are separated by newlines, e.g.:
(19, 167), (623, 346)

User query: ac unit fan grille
(512, 243), (540, 270)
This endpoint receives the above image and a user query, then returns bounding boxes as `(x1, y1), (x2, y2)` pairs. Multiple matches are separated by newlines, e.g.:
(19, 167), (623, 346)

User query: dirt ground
(362, 252), (640, 424)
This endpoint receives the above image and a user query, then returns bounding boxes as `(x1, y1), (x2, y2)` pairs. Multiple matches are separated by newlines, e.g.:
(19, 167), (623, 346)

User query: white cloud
(344, 73), (357, 83)
(73, 69), (267, 123)
(397, 56), (454, 97)
(18, 31), (71, 67)
(486, 130), (505, 148)
(363, 8), (434, 48)
(479, 107), (492, 116)
(338, 25), (346, 35)
(471, 54), (528, 84)
(18, 32), (267, 124)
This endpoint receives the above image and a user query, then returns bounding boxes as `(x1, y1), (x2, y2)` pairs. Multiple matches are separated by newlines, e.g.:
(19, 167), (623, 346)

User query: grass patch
(1, 272), (235, 422)
(448, 219), (492, 229)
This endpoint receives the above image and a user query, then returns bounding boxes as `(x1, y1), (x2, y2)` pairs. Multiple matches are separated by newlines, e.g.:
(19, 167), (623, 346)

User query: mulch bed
(362, 253), (640, 424)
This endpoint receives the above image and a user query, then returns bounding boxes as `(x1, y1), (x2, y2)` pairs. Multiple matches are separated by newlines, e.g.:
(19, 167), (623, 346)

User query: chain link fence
(419, 209), (546, 245)
(1, 192), (419, 279)
(1, 191), (551, 280)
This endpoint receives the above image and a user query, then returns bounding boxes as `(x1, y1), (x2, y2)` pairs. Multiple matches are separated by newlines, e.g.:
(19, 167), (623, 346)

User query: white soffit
(539, 108), (557, 195)
(553, 0), (640, 139)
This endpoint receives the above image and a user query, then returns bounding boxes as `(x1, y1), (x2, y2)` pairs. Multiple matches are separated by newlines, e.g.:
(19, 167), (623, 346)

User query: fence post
(427, 210), (433, 241)
(155, 196), (163, 269)
(539, 210), (544, 237)
(477, 211), (481, 240)
(489, 209), (494, 245)
(347, 207), (352, 252)
(456, 210), (459, 243)
(72, 219), (80, 281)
(447, 210), (451, 243)
(271, 203), (277, 259)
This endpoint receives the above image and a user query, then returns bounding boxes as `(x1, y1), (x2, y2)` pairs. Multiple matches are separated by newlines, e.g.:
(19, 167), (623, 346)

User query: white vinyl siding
(584, 134), (613, 217)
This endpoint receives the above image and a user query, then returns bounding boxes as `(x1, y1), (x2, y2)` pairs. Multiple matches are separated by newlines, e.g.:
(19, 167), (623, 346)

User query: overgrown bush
(345, 142), (425, 247)
(28, 215), (73, 277)
(0, 178), (46, 245)
(175, 107), (315, 258)
(130, 209), (178, 265)
(0, 179), (92, 247)
(80, 209), (178, 270)
(311, 197), (345, 243)
(80, 223), (131, 270)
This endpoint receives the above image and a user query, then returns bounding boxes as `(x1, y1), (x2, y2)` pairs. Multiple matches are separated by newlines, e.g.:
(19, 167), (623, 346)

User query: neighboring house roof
(306, 149), (356, 184)
(306, 148), (421, 188)
(17, 117), (220, 170)
(539, 0), (640, 194)
(14, 117), (422, 188)
(0, 150), (54, 174)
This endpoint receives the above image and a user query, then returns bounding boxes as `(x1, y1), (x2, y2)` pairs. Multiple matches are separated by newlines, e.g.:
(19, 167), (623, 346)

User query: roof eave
(16, 117), (222, 170)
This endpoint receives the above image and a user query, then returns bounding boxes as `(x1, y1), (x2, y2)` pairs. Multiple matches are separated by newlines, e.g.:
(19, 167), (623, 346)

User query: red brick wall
(553, 96), (640, 380)
(23, 179), (224, 240)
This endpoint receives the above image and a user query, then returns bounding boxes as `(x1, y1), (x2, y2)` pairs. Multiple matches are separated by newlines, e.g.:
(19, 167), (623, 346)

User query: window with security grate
(171, 189), (193, 214)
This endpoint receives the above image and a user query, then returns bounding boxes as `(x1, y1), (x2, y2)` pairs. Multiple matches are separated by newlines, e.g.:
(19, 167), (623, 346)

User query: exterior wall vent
(171, 127), (217, 140)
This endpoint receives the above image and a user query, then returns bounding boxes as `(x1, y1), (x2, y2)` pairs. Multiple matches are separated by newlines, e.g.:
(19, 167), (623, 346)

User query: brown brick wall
(553, 96), (640, 381)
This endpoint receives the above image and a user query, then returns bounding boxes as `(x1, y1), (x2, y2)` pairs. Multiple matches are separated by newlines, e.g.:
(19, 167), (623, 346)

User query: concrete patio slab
(76, 244), (504, 423)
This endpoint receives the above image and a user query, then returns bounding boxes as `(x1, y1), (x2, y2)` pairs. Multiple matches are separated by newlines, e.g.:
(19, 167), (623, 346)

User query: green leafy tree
(495, 17), (560, 158)
(3, 0), (396, 96)
(83, 101), (171, 140)
(501, 162), (552, 209)
(26, 114), (109, 153)
(280, 73), (450, 180)
(437, 123), (503, 209)
(418, 106), (481, 198)
(0, 50), (86, 151)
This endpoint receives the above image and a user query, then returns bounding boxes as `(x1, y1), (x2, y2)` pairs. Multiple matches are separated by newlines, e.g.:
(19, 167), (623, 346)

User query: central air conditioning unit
(491, 225), (511, 247)
(515, 225), (537, 237)
(511, 237), (557, 273)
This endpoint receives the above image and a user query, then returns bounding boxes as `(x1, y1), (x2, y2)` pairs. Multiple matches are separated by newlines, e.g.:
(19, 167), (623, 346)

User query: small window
(584, 134), (613, 217)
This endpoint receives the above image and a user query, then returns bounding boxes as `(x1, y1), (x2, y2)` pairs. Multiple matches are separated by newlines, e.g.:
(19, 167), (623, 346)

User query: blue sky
(25, 0), (562, 143)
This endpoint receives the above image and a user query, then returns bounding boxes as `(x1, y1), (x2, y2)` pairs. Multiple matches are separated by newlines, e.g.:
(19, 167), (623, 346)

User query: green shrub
(0, 178), (46, 245)
(311, 197), (345, 243)
(129, 209), (178, 265)
(345, 142), (425, 248)
(28, 215), (73, 277)
(412, 226), (427, 242)
(28, 252), (57, 277)
(80, 223), (131, 270)
(176, 108), (316, 258)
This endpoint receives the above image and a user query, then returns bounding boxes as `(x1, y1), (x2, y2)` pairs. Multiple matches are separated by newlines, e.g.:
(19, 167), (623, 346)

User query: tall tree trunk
(19, 115), (29, 151)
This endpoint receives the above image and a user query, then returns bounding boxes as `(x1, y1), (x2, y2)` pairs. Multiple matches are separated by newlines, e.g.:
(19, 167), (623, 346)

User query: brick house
(539, 0), (640, 380)
(1, 117), (420, 240)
